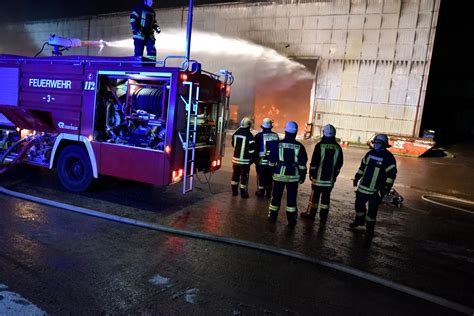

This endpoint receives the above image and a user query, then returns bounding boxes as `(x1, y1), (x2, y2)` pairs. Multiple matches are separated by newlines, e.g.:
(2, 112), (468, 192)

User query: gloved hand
(299, 174), (306, 184)
(309, 174), (313, 181)
(154, 26), (161, 34)
(352, 178), (359, 187)
(377, 190), (385, 199)
(380, 186), (390, 198)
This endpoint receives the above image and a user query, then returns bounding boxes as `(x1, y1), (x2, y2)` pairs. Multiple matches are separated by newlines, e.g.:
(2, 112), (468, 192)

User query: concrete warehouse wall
(0, 0), (440, 142)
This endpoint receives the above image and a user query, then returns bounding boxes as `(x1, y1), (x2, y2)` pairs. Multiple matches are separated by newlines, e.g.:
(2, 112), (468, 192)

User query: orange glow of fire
(254, 79), (313, 135)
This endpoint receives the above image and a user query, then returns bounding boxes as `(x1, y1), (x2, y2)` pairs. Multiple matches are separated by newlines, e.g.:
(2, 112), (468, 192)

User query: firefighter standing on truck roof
(130, 0), (161, 60)
(350, 134), (397, 237)
(267, 121), (308, 228)
(254, 118), (280, 198)
(231, 117), (255, 199)
(301, 124), (343, 225)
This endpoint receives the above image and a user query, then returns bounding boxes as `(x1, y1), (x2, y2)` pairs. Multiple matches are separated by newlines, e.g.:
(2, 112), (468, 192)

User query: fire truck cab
(0, 55), (232, 193)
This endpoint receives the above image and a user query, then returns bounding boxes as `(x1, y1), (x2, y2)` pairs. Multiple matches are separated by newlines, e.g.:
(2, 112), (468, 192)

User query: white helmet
(240, 117), (252, 128)
(261, 118), (273, 129)
(322, 124), (336, 137)
(373, 134), (391, 148)
(285, 121), (298, 134)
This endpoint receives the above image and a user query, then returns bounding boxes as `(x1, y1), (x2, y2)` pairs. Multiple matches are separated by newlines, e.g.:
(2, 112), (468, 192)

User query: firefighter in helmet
(130, 0), (161, 60)
(301, 124), (343, 224)
(268, 121), (308, 228)
(231, 117), (256, 198)
(254, 118), (280, 198)
(351, 134), (397, 236)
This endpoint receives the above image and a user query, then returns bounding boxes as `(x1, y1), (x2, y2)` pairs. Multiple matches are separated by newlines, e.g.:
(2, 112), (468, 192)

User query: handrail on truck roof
(0, 54), (166, 67)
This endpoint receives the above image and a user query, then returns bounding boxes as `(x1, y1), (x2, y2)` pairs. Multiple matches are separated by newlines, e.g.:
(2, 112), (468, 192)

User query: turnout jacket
(268, 134), (308, 182)
(232, 127), (255, 165)
(354, 148), (397, 195)
(254, 128), (279, 166)
(310, 136), (343, 187)
(130, 3), (160, 39)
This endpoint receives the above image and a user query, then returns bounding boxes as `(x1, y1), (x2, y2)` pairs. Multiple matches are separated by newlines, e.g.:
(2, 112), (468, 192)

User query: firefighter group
(129, 0), (398, 237)
(231, 118), (397, 237)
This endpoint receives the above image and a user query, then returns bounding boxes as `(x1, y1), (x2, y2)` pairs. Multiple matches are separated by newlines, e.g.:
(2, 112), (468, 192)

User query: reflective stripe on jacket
(254, 130), (279, 166)
(130, 4), (159, 37)
(269, 138), (308, 182)
(232, 127), (255, 165)
(310, 137), (343, 187)
(354, 149), (397, 195)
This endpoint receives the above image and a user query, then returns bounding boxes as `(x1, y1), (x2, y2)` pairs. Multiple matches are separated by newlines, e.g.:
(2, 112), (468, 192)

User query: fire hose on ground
(421, 194), (474, 215)
(0, 186), (473, 314)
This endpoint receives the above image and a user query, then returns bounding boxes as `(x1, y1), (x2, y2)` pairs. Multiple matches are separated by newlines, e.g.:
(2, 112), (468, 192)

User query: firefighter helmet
(261, 118), (273, 129)
(240, 117), (252, 128)
(373, 134), (391, 148)
(285, 121), (298, 134)
(322, 124), (336, 137)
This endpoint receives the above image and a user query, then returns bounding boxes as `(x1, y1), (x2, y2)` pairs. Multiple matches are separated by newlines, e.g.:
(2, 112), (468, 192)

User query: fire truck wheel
(57, 144), (93, 192)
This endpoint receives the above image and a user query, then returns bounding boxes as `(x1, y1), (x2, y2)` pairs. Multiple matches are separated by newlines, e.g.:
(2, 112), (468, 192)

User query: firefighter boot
(349, 215), (365, 228)
(301, 206), (317, 221)
(365, 221), (375, 237)
(319, 209), (329, 225)
(255, 189), (265, 197)
(232, 185), (238, 196)
(268, 211), (278, 224)
(286, 211), (297, 229)
(241, 189), (249, 199)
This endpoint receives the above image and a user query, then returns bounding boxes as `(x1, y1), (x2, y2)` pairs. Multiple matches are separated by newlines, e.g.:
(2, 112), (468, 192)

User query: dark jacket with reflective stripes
(130, 3), (159, 39)
(310, 136), (343, 187)
(254, 129), (279, 166)
(232, 127), (255, 165)
(268, 133), (308, 182)
(354, 149), (397, 195)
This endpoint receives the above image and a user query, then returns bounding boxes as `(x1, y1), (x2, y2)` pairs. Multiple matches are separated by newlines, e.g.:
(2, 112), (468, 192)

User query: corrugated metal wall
(0, 0), (439, 142)
(308, 0), (439, 141)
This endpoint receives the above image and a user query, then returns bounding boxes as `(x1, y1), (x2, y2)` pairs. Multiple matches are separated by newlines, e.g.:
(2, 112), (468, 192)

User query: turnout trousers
(231, 163), (250, 193)
(268, 181), (298, 226)
(304, 185), (333, 221)
(354, 191), (381, 223)
(134, 37), (157, 59)
(255, 164), (273, 194)
(308, 185), (332, 211)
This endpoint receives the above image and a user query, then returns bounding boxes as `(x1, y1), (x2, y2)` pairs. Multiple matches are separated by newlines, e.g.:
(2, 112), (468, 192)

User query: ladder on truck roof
(180, 81), (199, 194)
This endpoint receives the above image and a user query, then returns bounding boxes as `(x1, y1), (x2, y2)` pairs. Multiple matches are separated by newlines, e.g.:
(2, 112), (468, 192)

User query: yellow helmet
(240, 117), (252, 128)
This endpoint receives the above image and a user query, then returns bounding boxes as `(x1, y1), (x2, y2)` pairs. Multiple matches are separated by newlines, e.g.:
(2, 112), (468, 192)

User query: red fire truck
(0, 54), (232, 193)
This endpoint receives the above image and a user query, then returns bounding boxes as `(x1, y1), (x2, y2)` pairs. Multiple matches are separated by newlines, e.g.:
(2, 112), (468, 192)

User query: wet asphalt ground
(0, 138), (473, 314)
